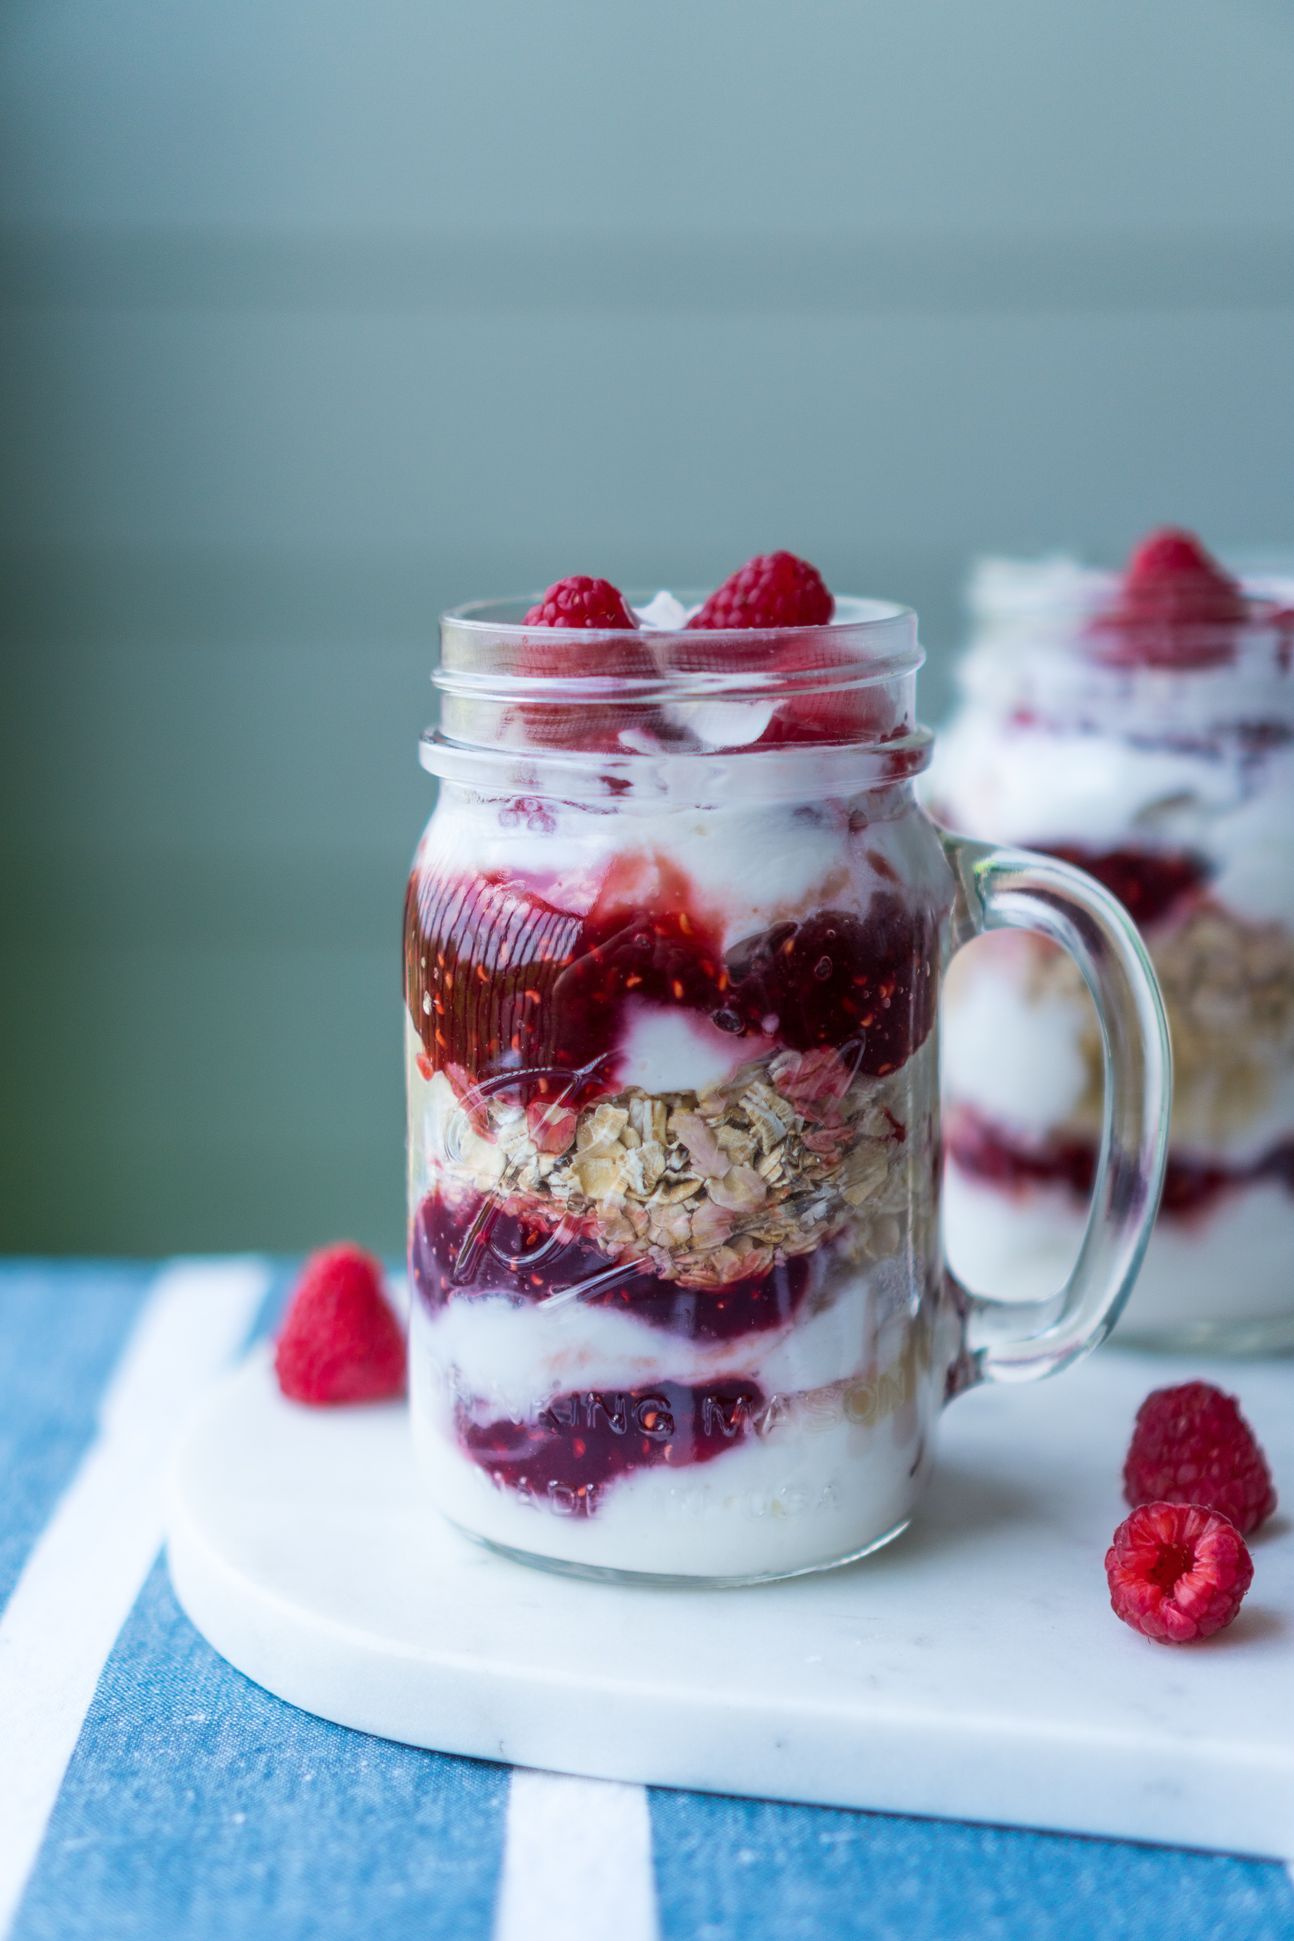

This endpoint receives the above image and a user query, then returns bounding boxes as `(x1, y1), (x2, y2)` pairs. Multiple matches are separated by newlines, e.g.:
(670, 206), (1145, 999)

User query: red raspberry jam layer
(405, 860), (938, 1103)
(456, 1377), (765, 1514)
(946, 1105), (1294, 1220)
(1043, 845), (1209, 929)
(410, 1188), (813, 1342)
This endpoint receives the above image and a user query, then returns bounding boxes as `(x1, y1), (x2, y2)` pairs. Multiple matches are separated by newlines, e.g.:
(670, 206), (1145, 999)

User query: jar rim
(419, 728), (935, 800)
(443, 590), (916, 645)
(427, 591), (931, 791)
(966, 555), (1294, 651)
(436, 593), (923, 702)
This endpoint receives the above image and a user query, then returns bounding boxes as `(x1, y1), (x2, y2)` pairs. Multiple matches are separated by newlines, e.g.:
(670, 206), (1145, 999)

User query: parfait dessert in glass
(404, 555), (1170, 1583)
(936, 530), (1294, 1352)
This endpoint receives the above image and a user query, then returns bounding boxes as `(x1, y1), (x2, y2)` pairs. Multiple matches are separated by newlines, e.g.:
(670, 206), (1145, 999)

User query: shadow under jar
(935, 549), (1294, 1355)
(404, 592), (1171, 1584)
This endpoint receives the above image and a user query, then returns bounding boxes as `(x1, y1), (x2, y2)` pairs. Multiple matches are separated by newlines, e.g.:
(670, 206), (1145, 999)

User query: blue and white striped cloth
(2, 1259), (1292, 1941)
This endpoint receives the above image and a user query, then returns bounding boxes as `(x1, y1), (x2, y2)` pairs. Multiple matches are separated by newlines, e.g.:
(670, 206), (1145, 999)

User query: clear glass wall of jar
(404, 591), (1170, 1583)
(934, 534), (1294, 1353)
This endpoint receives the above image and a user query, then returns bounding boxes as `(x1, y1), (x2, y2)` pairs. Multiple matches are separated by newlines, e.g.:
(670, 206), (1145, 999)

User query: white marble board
(166, 1345), (1294, 1860)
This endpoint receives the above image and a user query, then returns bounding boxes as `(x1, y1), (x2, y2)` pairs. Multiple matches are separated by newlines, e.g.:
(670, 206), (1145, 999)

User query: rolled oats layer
(1027, 905), (1294, 1148)
(429, 1045), (923, 1289)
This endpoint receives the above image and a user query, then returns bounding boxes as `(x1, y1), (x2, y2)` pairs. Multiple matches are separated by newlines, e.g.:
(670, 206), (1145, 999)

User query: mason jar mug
(403, 595), (1171, 1584)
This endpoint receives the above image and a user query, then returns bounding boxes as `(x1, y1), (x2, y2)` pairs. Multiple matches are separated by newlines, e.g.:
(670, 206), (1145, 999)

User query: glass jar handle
(941, 835), (1172, 1387)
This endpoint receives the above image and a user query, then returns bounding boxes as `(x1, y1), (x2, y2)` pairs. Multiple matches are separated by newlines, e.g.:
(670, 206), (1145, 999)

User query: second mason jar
(935, 531), (1294, 1353)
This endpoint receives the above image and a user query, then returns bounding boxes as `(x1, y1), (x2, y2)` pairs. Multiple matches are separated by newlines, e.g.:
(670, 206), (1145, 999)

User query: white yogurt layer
(409, 1249), (910, 1414)
(936, 550), (1294, 936)
(942, 946), (1091, 1136)
(428, 786), (950, 946)
(614, 1005), (772, 1094)
(936, 714), (1294, 930)
(943, 964), (1294, 1162)
(1206, 771), (1294, 928)
(938, 709), (1238, 848)
(424, 795), (840, 943)
(633, 590), (697, 631)
(944, 1160), (1294, 1339)
(633, 589), (783, 748)
(409, 1338), (936, 1580)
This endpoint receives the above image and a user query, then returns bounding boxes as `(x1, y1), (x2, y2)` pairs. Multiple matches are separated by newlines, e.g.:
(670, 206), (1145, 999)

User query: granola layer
(423, 1043), (919, 1292)
(1023, 903), (1294, 1151)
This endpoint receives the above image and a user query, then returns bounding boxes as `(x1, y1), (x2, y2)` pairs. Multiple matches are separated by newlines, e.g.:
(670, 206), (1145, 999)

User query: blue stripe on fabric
(11, 1558), (510, 1941)
(650, 1791), (1294, 1941)
(0, 1261), (154, 1615)
(244, 1258), (298, 1347)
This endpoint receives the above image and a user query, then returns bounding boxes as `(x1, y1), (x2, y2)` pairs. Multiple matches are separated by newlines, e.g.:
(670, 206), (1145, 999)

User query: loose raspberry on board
(1123, 1381), (1276, 1537)
(1105, 1501), (1253, 1643)
(275, 1244), (406, 1405)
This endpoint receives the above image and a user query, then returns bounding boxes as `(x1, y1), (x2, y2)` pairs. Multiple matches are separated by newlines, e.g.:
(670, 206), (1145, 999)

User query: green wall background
(3, 0), (1293, 1255)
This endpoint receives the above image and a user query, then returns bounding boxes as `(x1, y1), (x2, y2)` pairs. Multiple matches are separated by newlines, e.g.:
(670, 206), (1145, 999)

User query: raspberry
(522, 575), (638, 630)
(1105, 1501), (1253, 1643)
(1096, 527), (1247, 669)
(516, 577), (665, 750)
(1123, 527), (1246, 619)
(757, 637), (893, 748)
(1123, 1380), (1277, 1536)
(687, 551), (834, 631)
(274, 1243), (406, 1405)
